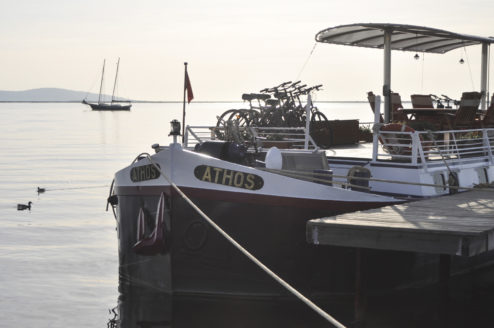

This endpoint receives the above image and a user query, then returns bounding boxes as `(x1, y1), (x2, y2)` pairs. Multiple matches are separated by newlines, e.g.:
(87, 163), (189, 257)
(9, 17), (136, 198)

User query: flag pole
(182, 62), (188, 144)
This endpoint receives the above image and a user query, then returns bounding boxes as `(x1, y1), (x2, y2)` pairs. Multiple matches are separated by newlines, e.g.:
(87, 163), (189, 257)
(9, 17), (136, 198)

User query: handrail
(184, 125), (319, 150)
(375, 127), (494, 168)
(185, 125), (494, 167)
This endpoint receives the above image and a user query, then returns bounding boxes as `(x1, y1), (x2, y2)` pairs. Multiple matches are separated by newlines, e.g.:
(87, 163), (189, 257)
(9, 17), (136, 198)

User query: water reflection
(113, 278), (494, 328)
(118, 286), (172, 328)
(115, 284), (350, 328)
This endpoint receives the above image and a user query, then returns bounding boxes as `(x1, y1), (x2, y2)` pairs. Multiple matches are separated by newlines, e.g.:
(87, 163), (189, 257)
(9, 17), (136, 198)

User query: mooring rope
(137, 152), (346, 328)
(38, 185), (109, 192)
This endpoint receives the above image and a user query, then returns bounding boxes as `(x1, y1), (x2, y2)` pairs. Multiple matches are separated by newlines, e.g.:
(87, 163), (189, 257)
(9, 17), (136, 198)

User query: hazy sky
(1, 0), (493, 101)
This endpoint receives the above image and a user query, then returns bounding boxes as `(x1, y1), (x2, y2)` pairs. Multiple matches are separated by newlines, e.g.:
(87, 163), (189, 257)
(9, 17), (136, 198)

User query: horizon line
(0, 100), (369, 104)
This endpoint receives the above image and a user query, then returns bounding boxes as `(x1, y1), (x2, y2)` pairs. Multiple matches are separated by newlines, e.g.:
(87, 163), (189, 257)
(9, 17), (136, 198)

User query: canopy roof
(315, 23), (494, 54)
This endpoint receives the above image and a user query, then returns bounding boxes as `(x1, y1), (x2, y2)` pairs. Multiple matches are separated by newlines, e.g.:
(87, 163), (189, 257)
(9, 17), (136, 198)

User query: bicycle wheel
(215, 109), (239, 139)
(311, 109), (328, 122)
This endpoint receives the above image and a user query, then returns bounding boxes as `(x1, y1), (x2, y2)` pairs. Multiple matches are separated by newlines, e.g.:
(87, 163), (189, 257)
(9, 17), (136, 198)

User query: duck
(37, 187), (46, 194)
(17, 201), (32, 211)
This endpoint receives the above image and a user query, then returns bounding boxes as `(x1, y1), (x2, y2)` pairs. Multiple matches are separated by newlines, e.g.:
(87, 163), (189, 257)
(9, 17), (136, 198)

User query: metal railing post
(483, 129), (494, 163)
(412, 132), (425, 166)
(372, 96), (381, 162)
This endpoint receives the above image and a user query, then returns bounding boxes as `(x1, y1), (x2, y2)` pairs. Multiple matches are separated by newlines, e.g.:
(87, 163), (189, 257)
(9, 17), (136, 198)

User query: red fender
(133, 192), (169, 256)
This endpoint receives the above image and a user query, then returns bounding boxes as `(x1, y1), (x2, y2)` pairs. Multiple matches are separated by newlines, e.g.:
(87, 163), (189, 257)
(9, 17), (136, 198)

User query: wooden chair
(445, 91), (482, 129)
(410, 94), (443, 129)
(367, 91), (407, 122)
(410, 94), (434, 109)
(367, 91), (383, 123)
(478, 94), (494, 128)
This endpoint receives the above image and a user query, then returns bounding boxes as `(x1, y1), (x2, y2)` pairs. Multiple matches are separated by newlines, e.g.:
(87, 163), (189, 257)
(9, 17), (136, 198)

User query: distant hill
(0, 88), (130, 102)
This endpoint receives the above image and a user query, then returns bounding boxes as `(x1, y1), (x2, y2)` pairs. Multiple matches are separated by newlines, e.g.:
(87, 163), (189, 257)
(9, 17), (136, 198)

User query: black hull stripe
(115, 185), (394, 211)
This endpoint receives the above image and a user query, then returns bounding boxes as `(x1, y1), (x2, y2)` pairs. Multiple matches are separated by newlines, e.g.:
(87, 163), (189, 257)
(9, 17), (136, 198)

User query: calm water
(3, 102), (491, 328)
(0, 101), (374, 328)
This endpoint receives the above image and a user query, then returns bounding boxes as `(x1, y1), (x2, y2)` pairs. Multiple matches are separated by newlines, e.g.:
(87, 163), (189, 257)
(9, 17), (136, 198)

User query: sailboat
(83, 58), (132, 111)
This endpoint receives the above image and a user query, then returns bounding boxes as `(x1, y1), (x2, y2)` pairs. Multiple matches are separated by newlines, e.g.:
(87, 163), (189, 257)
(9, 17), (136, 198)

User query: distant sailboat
(83, 58), (132, 111)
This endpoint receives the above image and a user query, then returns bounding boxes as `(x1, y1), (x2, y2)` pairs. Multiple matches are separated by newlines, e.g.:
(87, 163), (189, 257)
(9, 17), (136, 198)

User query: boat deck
(324, 141), (373, 159)
(307, 188), (494, 256)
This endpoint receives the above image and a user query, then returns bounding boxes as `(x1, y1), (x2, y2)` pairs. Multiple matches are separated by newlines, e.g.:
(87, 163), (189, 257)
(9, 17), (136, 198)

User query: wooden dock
(307, 189), (494, 256)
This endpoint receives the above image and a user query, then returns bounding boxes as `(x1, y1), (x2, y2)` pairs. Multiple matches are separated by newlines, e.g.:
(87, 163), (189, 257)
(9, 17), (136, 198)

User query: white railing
(184, 125), (318, 150)
(375, 128), (494, 167)
(183, 125), (218, 148)
(249, 126), (318, 150)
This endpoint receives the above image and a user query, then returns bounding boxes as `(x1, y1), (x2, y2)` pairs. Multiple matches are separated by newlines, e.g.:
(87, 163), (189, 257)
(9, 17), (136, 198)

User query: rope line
(261, 168), (494, 192)
(138, 152), (346, 328)
(260, 168), (370, 190)
(464, 46), (475, 90)
(296, 43), (318, 81)
(41, 185), (109, 192)
(421, 52), (425, 92)
(426, 131), (454, 175)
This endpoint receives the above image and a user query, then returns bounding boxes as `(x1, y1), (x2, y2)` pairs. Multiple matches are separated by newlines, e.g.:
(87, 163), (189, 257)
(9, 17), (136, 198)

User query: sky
(1, 0), (493, 101)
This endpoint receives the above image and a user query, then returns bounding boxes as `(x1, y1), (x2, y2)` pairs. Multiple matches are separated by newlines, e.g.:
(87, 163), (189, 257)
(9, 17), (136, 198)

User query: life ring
(346, 166), (370, 192)
(378, 123), (431, 156)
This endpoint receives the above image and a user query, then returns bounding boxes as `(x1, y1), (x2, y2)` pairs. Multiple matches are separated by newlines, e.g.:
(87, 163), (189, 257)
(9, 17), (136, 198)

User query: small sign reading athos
(130, 164), (161, 182)
(194, 165), (263, 190)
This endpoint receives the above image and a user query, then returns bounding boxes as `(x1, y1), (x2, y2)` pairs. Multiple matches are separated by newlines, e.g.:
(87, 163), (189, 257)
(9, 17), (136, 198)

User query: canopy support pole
(383, 29), (392, 123)
(481, 42), (489, 110)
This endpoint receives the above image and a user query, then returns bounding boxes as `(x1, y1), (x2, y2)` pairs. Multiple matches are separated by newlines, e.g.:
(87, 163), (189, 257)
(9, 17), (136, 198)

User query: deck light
(169, 119), (181, 144)
(414, 53), (420, 60)
(169, 119), (181, 136)
(459, 58), (465, 64)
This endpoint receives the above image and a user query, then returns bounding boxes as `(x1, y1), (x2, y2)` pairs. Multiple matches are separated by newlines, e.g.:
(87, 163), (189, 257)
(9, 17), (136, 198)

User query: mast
(111, 57), (120, 103)
(98, 59), (106, 105)
(182, 62), (188, 143)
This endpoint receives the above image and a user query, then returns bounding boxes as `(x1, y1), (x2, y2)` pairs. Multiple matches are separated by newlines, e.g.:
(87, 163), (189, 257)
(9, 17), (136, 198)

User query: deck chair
(445, 91), (482, 129)
(410, 94), (443, 128)
(410, 94), (434, 108)
(367, 91), (407, 123)
(390, 93), (408, 122)
(479, 94), (494, 128)
(367, 91), (383, 123)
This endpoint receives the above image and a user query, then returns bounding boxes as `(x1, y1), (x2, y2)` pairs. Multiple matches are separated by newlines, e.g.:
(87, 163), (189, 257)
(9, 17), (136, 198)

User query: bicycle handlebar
(259, 82), (323, 98)
(278, 81), (292, 88)
(441, 94), (455, 102)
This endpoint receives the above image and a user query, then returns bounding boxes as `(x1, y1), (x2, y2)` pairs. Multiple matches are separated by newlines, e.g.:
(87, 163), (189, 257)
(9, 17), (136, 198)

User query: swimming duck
(17, 201), (32, 211)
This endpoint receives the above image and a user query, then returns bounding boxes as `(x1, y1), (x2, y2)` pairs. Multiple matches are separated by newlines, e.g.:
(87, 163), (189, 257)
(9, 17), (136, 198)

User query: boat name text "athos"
(194, 165), (263, 190)
(130, 164), (161, 182)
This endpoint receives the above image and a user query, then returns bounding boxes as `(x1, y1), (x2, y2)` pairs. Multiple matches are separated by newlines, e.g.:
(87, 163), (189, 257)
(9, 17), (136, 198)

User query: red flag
(185, 71), (194, 103)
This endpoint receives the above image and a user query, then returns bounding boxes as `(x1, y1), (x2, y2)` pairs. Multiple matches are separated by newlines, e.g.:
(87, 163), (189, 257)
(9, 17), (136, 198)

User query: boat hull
(115, 186), (417, 297)
(89, 102), (131, 111)
(113, 144), (494, 299)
